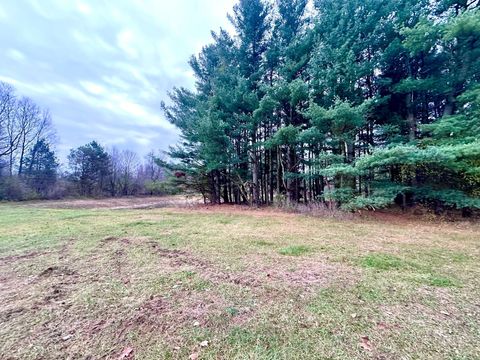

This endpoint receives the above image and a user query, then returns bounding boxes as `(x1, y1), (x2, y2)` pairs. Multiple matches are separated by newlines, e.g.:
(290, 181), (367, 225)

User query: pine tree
(24, 139), (58, 197)
(163, 0), (480, 213)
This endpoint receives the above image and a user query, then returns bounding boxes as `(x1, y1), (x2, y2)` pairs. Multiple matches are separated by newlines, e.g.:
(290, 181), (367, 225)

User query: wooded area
(0, 82), (167, 200)
(163, 0), (480, 212)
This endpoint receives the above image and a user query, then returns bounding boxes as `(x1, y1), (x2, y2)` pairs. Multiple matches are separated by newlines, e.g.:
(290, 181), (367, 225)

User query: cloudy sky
(0, 0), (236, 162)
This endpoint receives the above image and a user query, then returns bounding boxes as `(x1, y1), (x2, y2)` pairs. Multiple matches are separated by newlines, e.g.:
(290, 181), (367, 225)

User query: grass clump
(428, 275), (457, 287)
(225, 306), (240, 316)
(361, 253), (408, 270)
(253, 240), (274, 247)
(278, 245), (311, 256)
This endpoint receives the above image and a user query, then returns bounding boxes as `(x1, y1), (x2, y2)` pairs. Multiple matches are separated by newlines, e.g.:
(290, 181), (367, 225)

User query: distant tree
(107, 147), (122, 196)
(143, 151), (164, 182)
(24, 139), (58, 197)
(0, 82), (54, 177)
(0, 83), (21, 174)
(16, 99), (52, 176)
(0, 82), (19, 159)
(68, 141), (110, 196)
(118, 149), (139, 195)
(136, 151), (166, 195)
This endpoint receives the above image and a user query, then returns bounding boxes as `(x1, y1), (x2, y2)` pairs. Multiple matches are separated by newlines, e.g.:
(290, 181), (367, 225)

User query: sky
(0, 0), (236, 162)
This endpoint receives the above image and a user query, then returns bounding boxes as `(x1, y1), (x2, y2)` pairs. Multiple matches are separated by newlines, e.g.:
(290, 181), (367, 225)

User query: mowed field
(0, 198), (479, 360)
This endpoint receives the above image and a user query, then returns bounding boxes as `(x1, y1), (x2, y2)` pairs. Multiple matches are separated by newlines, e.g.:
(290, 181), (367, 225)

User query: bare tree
(119, 150), (139, 195)
(1, 83), (54, 176)
(108, 147), (121, 196)
(0, 83), (21, 164)
(144, 151), (164, 182)
(16, 97), (41, 175)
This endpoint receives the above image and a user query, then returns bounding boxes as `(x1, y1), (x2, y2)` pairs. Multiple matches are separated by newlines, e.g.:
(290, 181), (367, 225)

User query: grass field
(1, 198), (479, 359)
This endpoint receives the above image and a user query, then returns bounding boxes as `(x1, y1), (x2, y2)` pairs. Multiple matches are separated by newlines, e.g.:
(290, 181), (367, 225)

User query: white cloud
(135, 137), (151, 146)
(116, 29), (138, 59)
(101, 76), (130, 91)
(0, 0), (237, 162)
(76, 1), (92, 15)
(6, 49), (26, 62)
(28, 0), (68, 19)
(0, 4), (6, 21)
(80, 81), (106, 95)
(71, 30), (117, 54)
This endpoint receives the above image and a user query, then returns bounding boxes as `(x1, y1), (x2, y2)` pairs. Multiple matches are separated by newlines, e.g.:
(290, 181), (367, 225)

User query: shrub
(145, 179), (181, 195)
(0, 176), (37, 201)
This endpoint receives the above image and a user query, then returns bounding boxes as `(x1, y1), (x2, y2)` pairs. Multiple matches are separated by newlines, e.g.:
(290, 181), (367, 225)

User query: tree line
(163, 0), (480, 213)
(0, 82), (168, 201)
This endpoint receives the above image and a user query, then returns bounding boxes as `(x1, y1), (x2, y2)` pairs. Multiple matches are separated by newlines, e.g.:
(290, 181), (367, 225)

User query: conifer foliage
(163, 0), (480, 211)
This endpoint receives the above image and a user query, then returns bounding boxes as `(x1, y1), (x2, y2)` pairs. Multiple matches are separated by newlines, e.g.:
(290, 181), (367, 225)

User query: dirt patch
(173, 204), (299, 219)
(0, 307), (27, 321)
(147, 240), (357, 291)
(115, 291), (229, 352)
(148, 241), (213, 270)
(266, 263), (353, 287)
(0, 250), (52, 264)
(101, 236), (132, 246)
(42, 284), (66, 303)
(21, 196), (202, 210)
(118, 296), (172, 339)
(39, 266), (77, 278)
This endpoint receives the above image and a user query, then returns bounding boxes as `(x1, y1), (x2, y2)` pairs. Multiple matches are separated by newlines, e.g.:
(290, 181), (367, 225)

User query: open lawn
(0, 198), (479, 359)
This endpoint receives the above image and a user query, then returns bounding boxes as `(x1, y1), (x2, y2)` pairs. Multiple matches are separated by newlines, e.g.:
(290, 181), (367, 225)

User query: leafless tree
(119, 149), (139, 195)
(107, 148), (142, 196)
(108, 147), (121, 196)
(16, 97), (41, 175)
(0, 83), (21, 164)
(144, 151), (164, 182)
(1, 82), (54, 176)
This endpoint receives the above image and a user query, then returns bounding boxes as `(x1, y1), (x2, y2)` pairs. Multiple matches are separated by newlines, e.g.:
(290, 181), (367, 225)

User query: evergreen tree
(24, 139), (58, 197)
(68, 141), (110, 197)
(164, 0), (480, 213)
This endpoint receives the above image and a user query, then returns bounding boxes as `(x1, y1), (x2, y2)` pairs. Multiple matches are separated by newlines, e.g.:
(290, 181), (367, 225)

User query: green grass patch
(171, 270), (212, 291)
(360, 253), (410, 270)
(278, 245), (311, 256)
(225, 306), (240, 316)
(428, 275), (457, 287)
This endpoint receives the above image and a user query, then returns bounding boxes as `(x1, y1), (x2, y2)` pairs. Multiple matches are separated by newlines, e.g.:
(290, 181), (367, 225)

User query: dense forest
(163, 0), (480, 213)
(0, 82), (167, 200)
(1, 0), (479, 212)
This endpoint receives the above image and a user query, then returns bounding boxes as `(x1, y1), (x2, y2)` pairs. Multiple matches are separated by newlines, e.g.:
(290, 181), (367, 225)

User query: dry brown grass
(0, 200), (479, 359)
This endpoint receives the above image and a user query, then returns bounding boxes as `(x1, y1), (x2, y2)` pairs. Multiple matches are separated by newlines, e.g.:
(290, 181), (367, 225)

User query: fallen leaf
(200, 340), (209, 347)
(118, 347), (133, 359)
(189, 353), (199, 360)
(359, 336), (372, 351)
